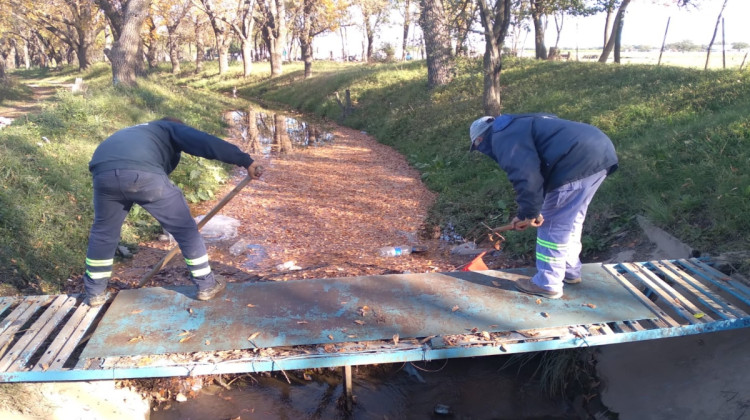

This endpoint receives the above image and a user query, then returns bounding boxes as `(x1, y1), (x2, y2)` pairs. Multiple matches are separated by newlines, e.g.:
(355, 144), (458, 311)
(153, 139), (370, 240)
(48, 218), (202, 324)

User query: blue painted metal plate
(81, 263), (655, 358)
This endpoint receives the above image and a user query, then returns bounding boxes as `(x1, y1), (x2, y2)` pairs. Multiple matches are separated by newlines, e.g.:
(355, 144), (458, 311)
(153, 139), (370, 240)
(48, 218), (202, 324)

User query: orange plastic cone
(461, 251), (488, 271)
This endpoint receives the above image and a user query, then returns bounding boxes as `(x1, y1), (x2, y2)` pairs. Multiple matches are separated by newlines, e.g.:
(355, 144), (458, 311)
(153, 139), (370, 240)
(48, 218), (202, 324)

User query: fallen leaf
(452, 305), (460, 312)
(354, 320), (365, 325)
(128, 335), (143, 343)
(499, 344), (507, 352)
(130, 309), (143, 314)
(535, 299), (542, 305)
(205, 340), (210, 345)
(694, 312), (705, 319)
(541, 312), (549, 318)
(393, 334), (399, 345)
(179, 335), (193, 343)
(583, 303), (596, 309)
(246, 304), (256, 308)
(41, 363), (50, 371)
(470, 327), (478, 333)
(491, 280), (501, 287)
(178, 330), (192, 337)
(481, 331), (491, 340)
(297, 320), (309, 324)
(247, 332), (261, 341)
(347, 334), (358, 338)
(303, 373), (312, 380)
(328, 334), (334, 340)
(188, 308), (194, 314)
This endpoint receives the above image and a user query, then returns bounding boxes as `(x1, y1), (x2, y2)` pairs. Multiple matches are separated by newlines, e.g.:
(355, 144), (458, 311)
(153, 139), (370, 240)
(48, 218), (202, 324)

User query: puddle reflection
(224, 108), (335, 156)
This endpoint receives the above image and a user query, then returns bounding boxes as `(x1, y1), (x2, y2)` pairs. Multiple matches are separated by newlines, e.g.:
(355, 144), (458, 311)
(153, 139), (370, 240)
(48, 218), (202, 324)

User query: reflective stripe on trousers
(83, 169), (214, 295)
(532, 170), (607, 292)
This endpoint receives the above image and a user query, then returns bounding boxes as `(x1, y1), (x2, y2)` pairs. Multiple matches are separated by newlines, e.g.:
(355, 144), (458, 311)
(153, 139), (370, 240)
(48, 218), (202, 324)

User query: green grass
(3, 56), (749, 293)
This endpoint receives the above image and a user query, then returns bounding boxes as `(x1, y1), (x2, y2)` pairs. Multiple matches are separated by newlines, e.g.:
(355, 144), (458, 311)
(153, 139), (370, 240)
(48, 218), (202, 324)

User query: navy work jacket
(89, 120), (253, 176)
(477, 113), (618, 220)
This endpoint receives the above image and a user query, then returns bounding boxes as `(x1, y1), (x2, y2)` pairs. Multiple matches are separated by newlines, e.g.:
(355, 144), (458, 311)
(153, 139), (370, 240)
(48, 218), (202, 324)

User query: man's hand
(247, 162), (263, 179)
(511, 214), (544, 231)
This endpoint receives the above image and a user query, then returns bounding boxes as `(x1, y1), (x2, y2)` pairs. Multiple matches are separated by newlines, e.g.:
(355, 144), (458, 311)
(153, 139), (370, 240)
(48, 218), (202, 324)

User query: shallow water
(151, 356), (576, 419)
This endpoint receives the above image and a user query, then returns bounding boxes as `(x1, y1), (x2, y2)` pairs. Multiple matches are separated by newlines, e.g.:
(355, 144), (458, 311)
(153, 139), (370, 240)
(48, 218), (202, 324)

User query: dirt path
(0, 84), (60, 119)
(103, 122), (500, 292)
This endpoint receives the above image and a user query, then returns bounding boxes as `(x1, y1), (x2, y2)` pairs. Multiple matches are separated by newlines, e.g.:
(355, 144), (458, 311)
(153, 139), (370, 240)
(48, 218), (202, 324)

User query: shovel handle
(137, 170), (258, 288)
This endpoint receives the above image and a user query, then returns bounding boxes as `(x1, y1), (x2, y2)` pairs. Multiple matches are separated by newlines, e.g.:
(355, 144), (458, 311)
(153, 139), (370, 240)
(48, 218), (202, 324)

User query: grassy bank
(186, 57), (750, 261)
(0, 65), (248, 294)
(2, 56), (749, 293)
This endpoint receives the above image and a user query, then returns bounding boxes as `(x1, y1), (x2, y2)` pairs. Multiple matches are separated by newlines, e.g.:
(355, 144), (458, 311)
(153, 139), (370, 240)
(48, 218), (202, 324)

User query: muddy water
(151, 357), (576, 419)
(222, 108), (334, 157)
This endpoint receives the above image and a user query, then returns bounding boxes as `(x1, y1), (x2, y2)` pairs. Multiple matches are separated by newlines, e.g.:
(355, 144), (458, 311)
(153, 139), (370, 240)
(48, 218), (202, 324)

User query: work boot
(196, 275), (226, 301)
(563, 276), (582, 284)
(515, 278), (563, 299)
(86, 293), (108, 307)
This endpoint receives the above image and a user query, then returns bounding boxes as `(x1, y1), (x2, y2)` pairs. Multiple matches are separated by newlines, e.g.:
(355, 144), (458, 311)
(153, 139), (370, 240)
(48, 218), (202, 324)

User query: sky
(554, 0), (749, 49)
(314, 1), (749, 59)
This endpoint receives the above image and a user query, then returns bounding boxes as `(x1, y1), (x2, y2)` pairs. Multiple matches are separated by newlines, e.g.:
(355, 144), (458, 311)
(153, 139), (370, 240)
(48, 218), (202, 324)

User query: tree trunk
(477, 0), (512, 116)
(614, 16), (623, 63)
(110, 0), (149, 86)
(705, 0), (729, 71)
(401, 0), (411, 60)
(419, 0), (454, 87)
(300, 0), (314, 78)
(530, 0), (547, 60)
(598, 0), (630, 63)
(300, 38), (313, 78)
(259, 0), (285, 76)
(195, 20), (205, 74)
(218, 40), (229, 74)
(242, 39), (253, 77)
(168, 32), (181, 74)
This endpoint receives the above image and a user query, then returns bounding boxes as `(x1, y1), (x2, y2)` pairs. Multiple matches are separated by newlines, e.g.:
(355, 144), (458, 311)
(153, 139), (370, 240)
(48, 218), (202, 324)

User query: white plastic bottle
(378, 245), (413, 257)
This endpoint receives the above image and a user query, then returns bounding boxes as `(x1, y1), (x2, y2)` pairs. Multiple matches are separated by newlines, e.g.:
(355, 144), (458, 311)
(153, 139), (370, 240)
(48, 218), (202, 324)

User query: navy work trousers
(83, 169), (214, 296)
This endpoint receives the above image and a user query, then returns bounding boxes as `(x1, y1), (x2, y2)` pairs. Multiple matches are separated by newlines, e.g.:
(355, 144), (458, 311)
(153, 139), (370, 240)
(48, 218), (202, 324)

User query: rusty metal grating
(0, 258), (748, 383)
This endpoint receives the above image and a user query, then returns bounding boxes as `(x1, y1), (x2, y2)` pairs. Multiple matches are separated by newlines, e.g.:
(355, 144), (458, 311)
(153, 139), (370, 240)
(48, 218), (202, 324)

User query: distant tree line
(0, 0), (722, 111)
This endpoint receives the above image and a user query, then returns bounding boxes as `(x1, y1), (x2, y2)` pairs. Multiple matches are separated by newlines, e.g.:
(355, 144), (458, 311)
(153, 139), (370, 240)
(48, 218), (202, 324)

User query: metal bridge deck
(1, 258), (748, 382)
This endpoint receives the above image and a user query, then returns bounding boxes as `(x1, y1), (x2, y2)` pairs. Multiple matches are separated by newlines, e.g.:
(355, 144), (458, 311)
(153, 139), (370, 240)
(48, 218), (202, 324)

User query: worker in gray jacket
(83, 117), (261, 306)
(469, 113), (618, 299)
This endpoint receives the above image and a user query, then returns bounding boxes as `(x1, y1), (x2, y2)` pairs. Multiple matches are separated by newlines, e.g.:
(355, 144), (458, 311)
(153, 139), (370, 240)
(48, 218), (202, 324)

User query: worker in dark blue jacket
(83, 118), (261, 306)
(469, 113), (618, 299)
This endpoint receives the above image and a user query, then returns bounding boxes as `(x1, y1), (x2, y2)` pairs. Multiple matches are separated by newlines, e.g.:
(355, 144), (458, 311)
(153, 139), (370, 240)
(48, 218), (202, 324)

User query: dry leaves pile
(110, 124), (473, 289)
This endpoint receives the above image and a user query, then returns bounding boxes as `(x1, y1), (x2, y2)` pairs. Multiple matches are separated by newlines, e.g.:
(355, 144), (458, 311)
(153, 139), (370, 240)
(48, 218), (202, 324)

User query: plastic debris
(195, 214), (240, 242)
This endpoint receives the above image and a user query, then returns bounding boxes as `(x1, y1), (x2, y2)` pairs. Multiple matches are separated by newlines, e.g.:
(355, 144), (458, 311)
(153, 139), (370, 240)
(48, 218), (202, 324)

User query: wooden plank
(0, 295), (70, 371)
(48, 305), (104, 370)
(623, 263), (710, 323)
(595, 323), (617, 336)
(5, 296), (78, 372)
(603, 264), (680, 327)
(0, 296), (50, 357)
(624, 320), (645, 331)
(657, 260), (747, 319)
(33, 302), (94, 371)
(0, 297), (19, 318)
(680, 259), (750, 302)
